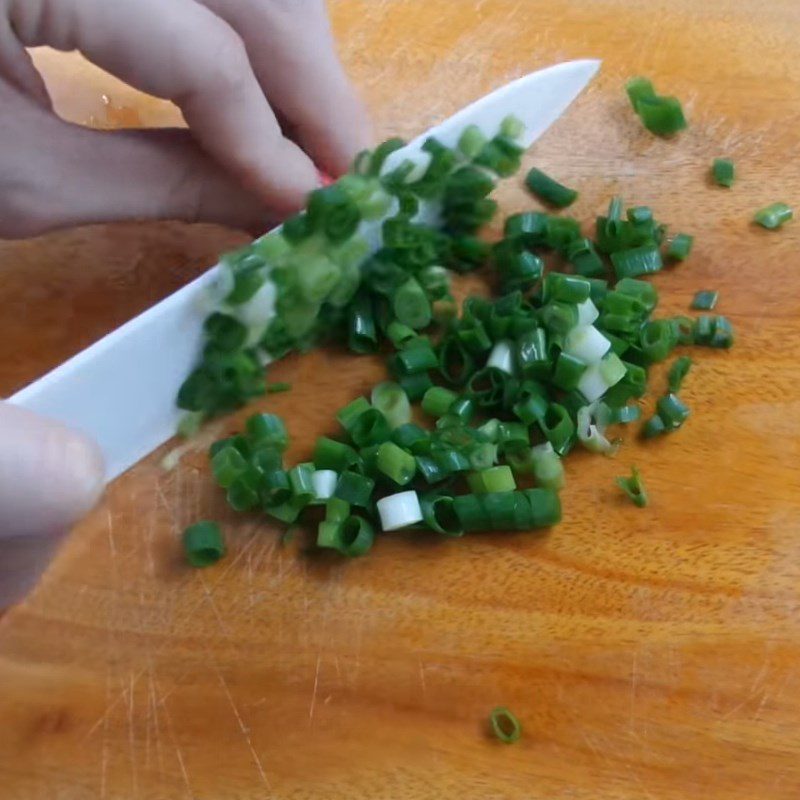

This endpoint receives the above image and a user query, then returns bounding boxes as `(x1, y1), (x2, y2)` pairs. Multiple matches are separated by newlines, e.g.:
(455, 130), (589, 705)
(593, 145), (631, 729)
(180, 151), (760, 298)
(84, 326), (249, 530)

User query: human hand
(0, 0), (371, 238)
(0, 403), (105, 608)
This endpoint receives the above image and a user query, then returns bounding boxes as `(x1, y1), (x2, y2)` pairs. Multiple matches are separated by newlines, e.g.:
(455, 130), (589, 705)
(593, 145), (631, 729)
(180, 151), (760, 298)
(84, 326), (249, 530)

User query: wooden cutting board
(2, 1), (800, 797)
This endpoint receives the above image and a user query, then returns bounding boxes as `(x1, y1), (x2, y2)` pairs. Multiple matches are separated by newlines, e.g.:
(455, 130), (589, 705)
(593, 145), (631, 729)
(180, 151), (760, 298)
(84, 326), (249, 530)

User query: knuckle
(203, 25), (251, 94)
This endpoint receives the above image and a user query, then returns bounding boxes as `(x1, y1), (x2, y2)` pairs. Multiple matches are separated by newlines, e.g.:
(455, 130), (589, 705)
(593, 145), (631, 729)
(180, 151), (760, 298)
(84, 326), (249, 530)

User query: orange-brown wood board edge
(2, 1), (800, 798)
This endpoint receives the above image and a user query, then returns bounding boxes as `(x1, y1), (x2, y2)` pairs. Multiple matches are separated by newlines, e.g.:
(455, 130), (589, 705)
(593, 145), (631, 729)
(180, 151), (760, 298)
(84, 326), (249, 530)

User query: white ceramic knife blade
(9, 59), (600, 481)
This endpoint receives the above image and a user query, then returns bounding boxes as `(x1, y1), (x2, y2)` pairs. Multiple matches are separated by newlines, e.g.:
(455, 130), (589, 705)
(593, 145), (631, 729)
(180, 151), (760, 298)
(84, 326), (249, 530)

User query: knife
(9, 59), (600, 481)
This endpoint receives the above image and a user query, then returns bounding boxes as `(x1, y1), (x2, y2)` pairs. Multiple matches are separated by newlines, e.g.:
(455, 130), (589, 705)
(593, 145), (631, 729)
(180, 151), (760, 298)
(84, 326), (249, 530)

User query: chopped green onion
(311, 469), (338, 501)
(504, 211), (548, 246)
(376, 490), (423, 531)
(348, 290), (378, 354)
(525, 168), (579, 209)
(626, 76), (657, 111)
(489, 706), (522, 744)
(318, 515), (375, 557)
(376, 441), (417, 485)
(371, 382), (411, 430)
(451, 494), (491, 532)
(288, 463), (315, 505)
(448, 396), (476, 424)
(666, 233), (693, 261)
(420, 494), (464, 537)
(260, 469), (292, 507)
(656, 393), (690, 430)
(693, 315), (734, 348)
(467, 465), (516, 494)
(386, 320), (418, 349)
(486, 340), (515, 375)
(347, 408), (391, 447)
(415, 455), (448, 484)
(500, 114), (525, 139)
(563, 326), (610, 365)
(313, 437), (360, 472)
(670, 315), (695, 346)
(611, 244), (663, 279)
(642, 414), (667, 439)
(422, 386), (459, 418)
(691, 290), (718, 311)
(576, 403), (619, 456)
(640, 319), (677, 363)
(337, 396), (371, 432)
(211, 446), (248, 489)
(634, 94), (687, 137)
(522, 488), (562, 527)
(615, 466), (648, 507)
(458, 124), (488, 160)
(393, 278), (432, 330)
(183, 521), (225, 567)
(577, 352), (628, 403)
(544, 272), (591, 305)
(607, 404), (642, 425)
(337, 515), (375, 556)
(204, 312), (247, 351)
(392, 423), (431, 454)
(394, 340), (438, 374)
(667, 356), (693, 393)
(544, 215), (581, 251)
(326, 497), (351, 523)
(567, 237), (605, 278)
(627, 205), (653, 225)
(530, 442), (565, 491)
(516, 328), (550, 379)
(538, 403), (575, 456)
(266, 382), (292, 394)
(438, 336), (477, 386)
(712, 158), (735, 188)
(615, 278), (658, 312)
(542, 301), (579, 335)
(398, 371), (433, 402)
(754, 202), (793, 229)
(553, 352), (588, 391)
(307, 184), (362, 243)
(334, 470), (375, 507)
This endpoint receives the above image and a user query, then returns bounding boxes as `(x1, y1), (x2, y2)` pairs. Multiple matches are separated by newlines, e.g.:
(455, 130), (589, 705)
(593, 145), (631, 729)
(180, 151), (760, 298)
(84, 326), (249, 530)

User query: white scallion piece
(239, 279), (277, 345)
(377, 490), (423, 532)
(311, 470), (338, 501)
(599, 352), (627, 386)
(564, 325), (611, 365)
(487, 339), (515, 374)
(577, 364), (608, 403)
(576, 298), (599, 326)
(577, 404), (618, 456)
(530, 442), (565, 491)
(577, 352), (628, 402)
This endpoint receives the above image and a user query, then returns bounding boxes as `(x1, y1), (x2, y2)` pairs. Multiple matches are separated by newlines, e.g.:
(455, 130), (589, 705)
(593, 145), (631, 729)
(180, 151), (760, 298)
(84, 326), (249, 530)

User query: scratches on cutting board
(309, 654), (322, 724)
(126, 670), (140, 798)
(153, 673), (194, 799)
(211, 658), (273, 792)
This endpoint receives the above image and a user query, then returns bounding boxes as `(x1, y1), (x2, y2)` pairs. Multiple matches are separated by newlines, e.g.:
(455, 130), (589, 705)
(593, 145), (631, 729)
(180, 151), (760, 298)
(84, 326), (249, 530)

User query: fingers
(199, 0), (372, 176)
(0, 19), (51, 108)
(0, 81), (279, 238)
(0, 403), (105, 607)
(8, 0), (319, 213)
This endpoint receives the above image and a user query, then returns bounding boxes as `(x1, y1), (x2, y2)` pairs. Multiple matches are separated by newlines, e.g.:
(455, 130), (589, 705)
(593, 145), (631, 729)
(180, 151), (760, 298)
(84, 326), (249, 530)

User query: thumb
(0, 402), (105, 607)
(2, 108), (282, 238)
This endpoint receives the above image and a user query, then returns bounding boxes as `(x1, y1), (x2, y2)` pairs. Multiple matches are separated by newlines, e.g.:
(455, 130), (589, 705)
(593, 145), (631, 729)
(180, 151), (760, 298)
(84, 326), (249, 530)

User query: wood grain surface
(2, 1), (800, 797)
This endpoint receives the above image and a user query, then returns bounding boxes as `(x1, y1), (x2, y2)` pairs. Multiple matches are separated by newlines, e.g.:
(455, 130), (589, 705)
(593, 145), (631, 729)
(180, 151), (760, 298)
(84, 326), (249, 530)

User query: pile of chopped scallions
(176, 108), (737, 564)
